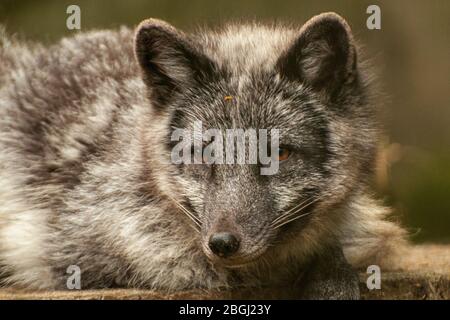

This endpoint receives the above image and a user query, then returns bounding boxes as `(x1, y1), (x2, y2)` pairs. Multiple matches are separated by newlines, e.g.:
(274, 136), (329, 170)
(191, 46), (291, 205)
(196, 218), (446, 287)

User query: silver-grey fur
(0, 13), (407, 297)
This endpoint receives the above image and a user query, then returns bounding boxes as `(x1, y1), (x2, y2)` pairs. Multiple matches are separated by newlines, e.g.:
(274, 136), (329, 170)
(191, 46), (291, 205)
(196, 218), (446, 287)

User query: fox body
(0, 13), (406, 298)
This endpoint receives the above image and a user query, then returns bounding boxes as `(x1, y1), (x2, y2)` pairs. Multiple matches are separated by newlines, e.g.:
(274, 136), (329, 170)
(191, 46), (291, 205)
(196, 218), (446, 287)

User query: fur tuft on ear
(134, 19), (216, 108)
(276, 12), (357, 98)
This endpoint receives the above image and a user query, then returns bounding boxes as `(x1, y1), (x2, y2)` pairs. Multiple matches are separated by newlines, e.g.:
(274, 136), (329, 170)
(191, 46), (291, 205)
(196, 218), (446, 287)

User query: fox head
(134, 13), (378, 267)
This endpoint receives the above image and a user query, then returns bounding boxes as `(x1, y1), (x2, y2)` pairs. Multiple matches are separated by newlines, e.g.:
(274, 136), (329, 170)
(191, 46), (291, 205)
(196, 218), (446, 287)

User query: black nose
(208, 232), (240, 258)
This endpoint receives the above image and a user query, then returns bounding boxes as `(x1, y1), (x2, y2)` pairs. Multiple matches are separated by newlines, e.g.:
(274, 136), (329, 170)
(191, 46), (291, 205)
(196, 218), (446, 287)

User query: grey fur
(0, 13), (406, 297)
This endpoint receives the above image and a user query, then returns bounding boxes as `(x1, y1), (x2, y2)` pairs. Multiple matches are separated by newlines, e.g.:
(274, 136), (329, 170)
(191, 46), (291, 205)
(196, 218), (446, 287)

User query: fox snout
(208, 232), (240, 258)
(203, 216), (243, 261)
(201, 210), (272, 267)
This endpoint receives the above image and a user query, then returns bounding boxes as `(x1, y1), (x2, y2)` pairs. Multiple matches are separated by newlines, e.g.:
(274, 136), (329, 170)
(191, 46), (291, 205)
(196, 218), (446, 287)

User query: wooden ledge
(1, 245), (448, 300)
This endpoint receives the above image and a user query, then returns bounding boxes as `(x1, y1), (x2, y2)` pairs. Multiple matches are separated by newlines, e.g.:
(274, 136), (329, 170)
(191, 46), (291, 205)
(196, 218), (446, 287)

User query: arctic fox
(0, 13), (406, 298)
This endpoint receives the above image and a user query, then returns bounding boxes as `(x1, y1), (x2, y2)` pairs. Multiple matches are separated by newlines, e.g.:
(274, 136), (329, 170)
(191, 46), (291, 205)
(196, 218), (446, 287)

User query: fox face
(135, 14), (376, 267)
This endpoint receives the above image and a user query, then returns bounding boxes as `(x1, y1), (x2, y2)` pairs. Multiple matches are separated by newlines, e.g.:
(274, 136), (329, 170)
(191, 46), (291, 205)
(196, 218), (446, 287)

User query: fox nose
(208, 232), (240, 258)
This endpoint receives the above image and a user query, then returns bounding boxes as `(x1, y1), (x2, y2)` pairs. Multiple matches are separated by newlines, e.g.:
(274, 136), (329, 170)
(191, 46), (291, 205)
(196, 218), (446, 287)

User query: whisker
(271, 197), (319, 229)
(165, 195), (202, 232)
(174, 202), (202, 227)
(270, 196), (315, 225)
(272, 211), (313, 229)
(172, 199), (201, 223)
(270, 196), (321, 229)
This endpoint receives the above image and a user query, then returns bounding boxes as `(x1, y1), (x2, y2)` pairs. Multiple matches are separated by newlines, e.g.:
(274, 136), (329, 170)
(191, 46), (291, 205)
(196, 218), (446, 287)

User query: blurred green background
(1, 0), (449, 243)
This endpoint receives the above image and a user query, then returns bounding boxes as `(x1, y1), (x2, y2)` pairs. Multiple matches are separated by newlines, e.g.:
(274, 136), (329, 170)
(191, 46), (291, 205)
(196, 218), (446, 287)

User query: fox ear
(276, 13), (357, 98)
(134, 19), (216, 108)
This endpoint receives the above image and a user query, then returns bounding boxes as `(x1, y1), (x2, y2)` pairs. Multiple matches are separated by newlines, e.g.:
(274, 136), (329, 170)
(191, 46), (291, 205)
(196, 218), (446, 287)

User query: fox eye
(277, 147), (291, 162)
